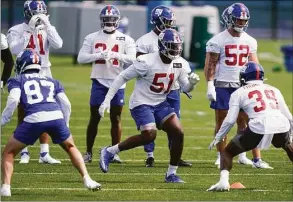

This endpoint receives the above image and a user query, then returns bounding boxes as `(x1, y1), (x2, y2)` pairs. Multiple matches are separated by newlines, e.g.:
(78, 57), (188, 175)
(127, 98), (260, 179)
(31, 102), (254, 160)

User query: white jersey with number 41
(206, 30), (257, 83)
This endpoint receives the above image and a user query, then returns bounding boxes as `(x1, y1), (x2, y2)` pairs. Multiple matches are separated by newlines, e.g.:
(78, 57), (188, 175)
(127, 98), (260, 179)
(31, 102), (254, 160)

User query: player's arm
(276, 89), (293, 130)
(214, 92), (240, 141)
(114, 38), (136, 64)
(135, 38), (148, 58)
(7, 29), (31, 55)
(1, 37), (14, 87)
(77, 36), (105, 64)
(1, 87), (21, 126)
(56, 92), (71, 127)
(248, 39), (259, 63)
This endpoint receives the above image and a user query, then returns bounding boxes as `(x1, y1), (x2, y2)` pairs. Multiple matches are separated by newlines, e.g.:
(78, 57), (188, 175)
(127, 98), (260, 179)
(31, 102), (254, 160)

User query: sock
(220, 170), (229, 182)
(147, 152), (154, 158)
(21, 147), (29, 154)
(217, 152), (220, 158)
(253, 158), (260, 163)
(40, 144), (49, 154)
(238, 152), (247, 159)
(107, 144), (120, 155)
(166, 165), (178, 177)
(2, 184), (11, 190)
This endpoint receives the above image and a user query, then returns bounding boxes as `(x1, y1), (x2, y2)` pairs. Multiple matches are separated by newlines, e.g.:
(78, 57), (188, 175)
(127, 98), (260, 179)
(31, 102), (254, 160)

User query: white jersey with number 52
(206, 30), (257, 83)
(230, 82), (292, 134)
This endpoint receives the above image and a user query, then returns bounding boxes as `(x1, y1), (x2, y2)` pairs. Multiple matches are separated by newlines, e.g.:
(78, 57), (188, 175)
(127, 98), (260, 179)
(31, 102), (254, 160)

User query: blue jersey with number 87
(7, 73), (64, 117)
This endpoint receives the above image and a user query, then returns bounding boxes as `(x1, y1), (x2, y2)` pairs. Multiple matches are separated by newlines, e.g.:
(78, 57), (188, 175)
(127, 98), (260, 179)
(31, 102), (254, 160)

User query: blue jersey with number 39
(7, 73), (64, 117)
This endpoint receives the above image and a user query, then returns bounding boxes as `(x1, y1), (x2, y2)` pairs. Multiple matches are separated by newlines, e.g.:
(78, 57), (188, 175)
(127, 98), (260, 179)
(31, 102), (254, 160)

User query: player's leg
(236, 112), (253, 165)
(208, 127), (264, 191)
(1, 122), (41, 197)
(100, 105), (157, 173)
(271, 131), (293, 162)
(84, 80), (104, 162)
(47, 119), (101, 191)
(166, 92), (192, 167)
(17, 104), (31, 164)
(109, 88), (124, 164)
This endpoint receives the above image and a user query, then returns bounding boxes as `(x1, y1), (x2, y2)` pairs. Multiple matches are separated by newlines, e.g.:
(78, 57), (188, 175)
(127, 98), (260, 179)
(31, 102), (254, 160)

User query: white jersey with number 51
(206, 30), (257, 83)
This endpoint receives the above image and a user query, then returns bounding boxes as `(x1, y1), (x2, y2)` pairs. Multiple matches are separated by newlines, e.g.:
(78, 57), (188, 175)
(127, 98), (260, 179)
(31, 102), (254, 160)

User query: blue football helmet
(227, 3), (250, 32)
(158, 28), (183, 60)
(15, 48), (41, 75)
(150, 5), (176, 31)
(24, 0), (47, 21)
(100, 5), (121, 32)
(220, 7), (231, 29)
(240, 62), (264, 85)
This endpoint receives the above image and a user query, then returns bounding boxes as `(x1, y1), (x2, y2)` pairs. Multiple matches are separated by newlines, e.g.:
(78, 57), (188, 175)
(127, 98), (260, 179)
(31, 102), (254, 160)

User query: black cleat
(178, 159), (192, 167)
(145, 157), (155, 167)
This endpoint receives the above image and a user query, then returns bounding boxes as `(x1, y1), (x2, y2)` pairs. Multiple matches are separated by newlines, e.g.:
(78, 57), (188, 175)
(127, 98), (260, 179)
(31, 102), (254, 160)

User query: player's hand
(208, 138), (221, 150)
(188, 72), (200, 85)
(207, 81), (216, 101)
(28, 15), (41, 31)
(99, 101), (111, 117)
(38, 14), (51, 27)
(101, 50), (111, 61)
(109, 52), (121, 61)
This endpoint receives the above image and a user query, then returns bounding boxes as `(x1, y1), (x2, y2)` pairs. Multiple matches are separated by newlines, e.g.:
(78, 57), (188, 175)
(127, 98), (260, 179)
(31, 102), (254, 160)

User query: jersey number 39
(248, 89), (278, 112)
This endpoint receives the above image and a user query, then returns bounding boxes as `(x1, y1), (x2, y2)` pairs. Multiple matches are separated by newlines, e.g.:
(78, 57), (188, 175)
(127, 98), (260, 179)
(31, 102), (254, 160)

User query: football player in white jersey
(207, 62), (293, 191)
(1, 33), (14, 89)
(136, 5), (192, 167)
(7, 0), (63, 164)
(98, 29), (200, 183)
(204, 3), (272, 169)
(77, 5), (136, 164)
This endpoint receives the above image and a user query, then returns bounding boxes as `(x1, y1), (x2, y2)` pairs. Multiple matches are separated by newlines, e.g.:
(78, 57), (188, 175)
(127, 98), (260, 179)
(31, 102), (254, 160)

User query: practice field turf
(1, 39), (292, 201)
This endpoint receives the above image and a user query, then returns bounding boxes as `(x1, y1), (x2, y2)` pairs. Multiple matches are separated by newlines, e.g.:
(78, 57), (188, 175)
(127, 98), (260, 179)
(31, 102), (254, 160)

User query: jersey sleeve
(54, 80), (65, 94)
(7, 77), (20, 92)
(182, 58), (191, 74)
(1, 33), (8, 50)
(206, 37), (221, 53)
(249, 37), (258, 54)
(135, 37), (149, 54)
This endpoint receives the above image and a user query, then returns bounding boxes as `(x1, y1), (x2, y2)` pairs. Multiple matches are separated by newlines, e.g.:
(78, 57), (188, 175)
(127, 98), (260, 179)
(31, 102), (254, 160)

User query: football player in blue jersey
(0, 49), (101, 197)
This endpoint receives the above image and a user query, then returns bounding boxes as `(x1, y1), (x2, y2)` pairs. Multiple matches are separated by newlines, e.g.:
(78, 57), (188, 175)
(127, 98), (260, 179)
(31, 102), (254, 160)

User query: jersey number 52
(225, 45), (249, 66)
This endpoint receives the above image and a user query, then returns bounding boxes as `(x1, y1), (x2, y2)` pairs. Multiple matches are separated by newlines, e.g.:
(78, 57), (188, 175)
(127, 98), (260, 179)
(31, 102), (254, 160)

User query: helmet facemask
(231, 16), (249, 33)
(100, 16), (120, 32)
(157, 16), (175, 31)
(160, 40), (182, 60)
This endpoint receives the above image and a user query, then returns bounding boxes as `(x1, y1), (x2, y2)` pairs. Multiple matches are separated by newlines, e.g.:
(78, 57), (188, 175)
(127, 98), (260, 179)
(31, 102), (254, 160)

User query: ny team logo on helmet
(100, 5), (121, 32)
(151, 5), (176, 31)
(158, 28), (183, 60)
(15, 48), (41, 75)
(227, 3), (250, 32)
(240, 62), (264, 85)
(24, 0), (47, 21)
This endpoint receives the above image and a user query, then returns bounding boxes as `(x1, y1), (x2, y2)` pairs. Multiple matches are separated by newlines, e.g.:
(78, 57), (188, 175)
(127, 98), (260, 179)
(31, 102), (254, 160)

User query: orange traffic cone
(230, 182), (246, 189)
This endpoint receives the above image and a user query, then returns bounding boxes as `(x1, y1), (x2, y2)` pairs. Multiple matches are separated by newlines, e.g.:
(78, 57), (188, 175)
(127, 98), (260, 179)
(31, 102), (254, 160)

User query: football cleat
(99, 146), (114, 173)
(238, 156), (253, 165)
(83, 179), (101, 191)
(145, 157), (155, 167)
(39, 153), (61, 164)
(83, 152), (92, 163)
(111, 154), (122, 164)
(207, 181), (230, 192)
(178, 159), (192, 167)
(165, 173), (185, 183)
(0, 186), (11, 197)
(19, 152), (30, 164)
(252, 159), (273, 169)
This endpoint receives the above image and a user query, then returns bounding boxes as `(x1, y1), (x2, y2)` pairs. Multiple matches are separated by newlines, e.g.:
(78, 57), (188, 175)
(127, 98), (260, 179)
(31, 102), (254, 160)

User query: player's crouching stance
(0, 49), (101, 197)
(98, 29), (200, 183)
(207, 62), (293, 191)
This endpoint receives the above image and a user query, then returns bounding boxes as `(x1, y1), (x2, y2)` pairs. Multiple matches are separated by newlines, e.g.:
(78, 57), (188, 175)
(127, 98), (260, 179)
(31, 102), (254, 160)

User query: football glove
(188, 72), (200, 85)
(28, 15), (42, 32)
(99, 101), (111, 117)
(207, 181), (230, 192)
(207, 80), (216, 101)
(109, 52), (121, 61)
(38, 14), (51, 27)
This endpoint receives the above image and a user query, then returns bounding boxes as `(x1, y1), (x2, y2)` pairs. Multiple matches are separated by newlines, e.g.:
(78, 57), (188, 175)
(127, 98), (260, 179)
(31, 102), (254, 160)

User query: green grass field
(1, 39), (292, 201)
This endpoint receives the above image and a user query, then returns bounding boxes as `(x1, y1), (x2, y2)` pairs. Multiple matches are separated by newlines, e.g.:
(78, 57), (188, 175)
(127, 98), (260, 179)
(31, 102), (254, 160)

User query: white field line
(13, 172), (292, 176)
(10, 187), (291, 192)
(11, 159), (290, 163)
